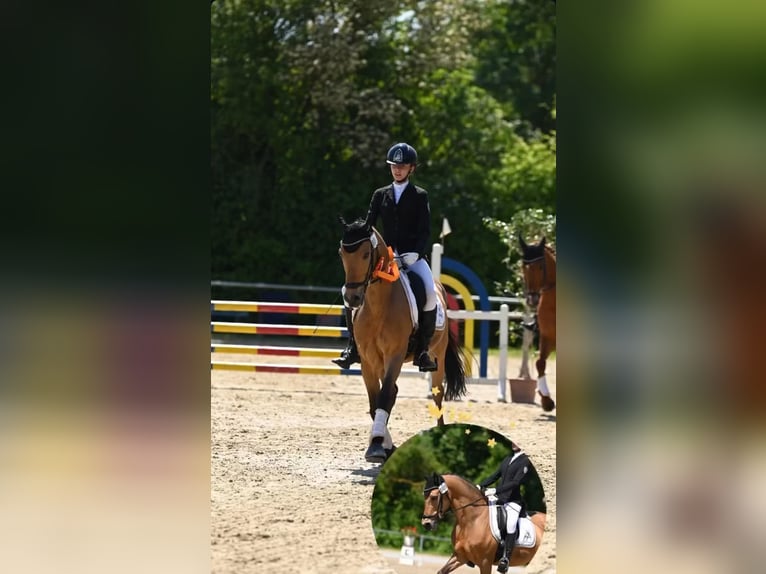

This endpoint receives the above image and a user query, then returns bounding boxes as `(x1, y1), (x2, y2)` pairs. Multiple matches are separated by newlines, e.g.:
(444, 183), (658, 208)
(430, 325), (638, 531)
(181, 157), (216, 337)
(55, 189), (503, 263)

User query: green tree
(211, 0), (556, 299)
(472, 0), (556, 135)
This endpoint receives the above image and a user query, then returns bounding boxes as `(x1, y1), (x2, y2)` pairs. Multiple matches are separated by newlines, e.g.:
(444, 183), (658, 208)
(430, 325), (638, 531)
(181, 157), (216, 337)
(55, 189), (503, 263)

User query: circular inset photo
(371, 424), (548, 573)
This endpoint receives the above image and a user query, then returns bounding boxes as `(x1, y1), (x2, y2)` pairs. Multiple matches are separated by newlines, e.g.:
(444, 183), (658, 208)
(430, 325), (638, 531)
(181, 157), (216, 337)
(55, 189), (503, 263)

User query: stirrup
(416, 351), (437, 372)
(332, 344), (359, 369)
(497, 557), (509, 573)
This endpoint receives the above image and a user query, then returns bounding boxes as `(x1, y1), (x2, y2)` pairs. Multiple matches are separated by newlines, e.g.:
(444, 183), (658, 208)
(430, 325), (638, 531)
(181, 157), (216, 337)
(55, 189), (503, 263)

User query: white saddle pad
(487, 498), (537, 549)
(398, 270), (446, 331)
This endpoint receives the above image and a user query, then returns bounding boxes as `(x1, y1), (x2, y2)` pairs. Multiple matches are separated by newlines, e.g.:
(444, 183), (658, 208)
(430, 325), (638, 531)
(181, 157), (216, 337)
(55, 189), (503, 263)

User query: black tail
(443, 326), (467, 401)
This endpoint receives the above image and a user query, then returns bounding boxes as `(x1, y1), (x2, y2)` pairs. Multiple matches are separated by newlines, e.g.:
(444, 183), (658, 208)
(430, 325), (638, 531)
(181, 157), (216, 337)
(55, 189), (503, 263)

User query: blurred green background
(558, 1), (766, 573)
(211, 0), (556, 299)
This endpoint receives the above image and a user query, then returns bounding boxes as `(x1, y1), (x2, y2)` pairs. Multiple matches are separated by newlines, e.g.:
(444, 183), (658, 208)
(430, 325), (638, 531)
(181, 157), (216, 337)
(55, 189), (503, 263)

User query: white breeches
(402, 257), (437, 311)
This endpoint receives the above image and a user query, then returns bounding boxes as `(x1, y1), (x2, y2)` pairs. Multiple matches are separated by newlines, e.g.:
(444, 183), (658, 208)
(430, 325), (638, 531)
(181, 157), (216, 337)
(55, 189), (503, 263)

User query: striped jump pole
(211, 361), (427, 378)
(211, 322), (346, 338)
(211, 300), (344, 315)
(210, 344), (340, 358)
(211, 361), (361, 375)
(210, 299), (426, 380)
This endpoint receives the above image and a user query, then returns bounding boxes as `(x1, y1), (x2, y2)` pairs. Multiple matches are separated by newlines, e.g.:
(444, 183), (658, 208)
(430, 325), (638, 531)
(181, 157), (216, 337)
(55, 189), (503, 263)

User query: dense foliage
(211, 0), (555, 296)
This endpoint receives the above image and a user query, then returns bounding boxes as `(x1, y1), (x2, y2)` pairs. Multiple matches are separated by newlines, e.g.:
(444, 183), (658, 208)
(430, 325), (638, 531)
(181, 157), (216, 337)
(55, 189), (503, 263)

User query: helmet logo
(393, 148), (403, 163)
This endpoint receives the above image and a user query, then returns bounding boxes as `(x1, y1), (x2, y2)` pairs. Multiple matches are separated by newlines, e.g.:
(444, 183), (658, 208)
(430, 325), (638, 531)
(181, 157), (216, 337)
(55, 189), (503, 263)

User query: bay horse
(421, 473), (546, 573)
(338, 218), (467, 463)
(519, 234), (556, 412)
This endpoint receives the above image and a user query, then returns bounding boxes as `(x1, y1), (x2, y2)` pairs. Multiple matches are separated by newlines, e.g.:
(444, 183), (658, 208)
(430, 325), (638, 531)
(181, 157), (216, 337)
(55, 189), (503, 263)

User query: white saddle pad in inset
(487, 497), (537, 549)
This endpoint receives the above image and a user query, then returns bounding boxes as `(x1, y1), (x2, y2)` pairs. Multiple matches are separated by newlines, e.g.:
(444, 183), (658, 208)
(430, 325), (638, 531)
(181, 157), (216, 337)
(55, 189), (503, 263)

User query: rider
(476, 443), (540, 573)
(333, 142), (438, 372)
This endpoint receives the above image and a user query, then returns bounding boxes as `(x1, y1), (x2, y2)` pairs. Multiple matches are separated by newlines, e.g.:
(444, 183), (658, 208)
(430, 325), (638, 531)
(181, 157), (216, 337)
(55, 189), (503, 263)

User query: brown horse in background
(519, 234), (556, 412)
(421, 473), (546, 574)
(339, 218), (467, 463)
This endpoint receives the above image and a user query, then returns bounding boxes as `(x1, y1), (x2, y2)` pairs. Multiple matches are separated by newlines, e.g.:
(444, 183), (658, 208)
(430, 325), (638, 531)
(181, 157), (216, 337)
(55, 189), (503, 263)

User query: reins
(422, 487), (487, 521)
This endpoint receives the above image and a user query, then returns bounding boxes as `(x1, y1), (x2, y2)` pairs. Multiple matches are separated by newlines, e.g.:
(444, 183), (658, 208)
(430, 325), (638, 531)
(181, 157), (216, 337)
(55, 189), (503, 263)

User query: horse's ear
(338, 215), (349, 229)
(541, 236), (546, 247)
(518, 232), (528, 250)
(424, 472), (440, 488)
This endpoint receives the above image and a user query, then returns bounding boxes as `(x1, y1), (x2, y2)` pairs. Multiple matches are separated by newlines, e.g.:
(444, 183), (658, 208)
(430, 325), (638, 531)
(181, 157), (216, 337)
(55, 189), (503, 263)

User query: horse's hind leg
(536, 336), (555, 412)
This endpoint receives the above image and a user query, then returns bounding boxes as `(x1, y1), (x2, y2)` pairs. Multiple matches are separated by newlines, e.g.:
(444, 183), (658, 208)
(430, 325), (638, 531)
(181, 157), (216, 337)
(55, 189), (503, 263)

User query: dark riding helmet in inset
(386, 142), (418, 165)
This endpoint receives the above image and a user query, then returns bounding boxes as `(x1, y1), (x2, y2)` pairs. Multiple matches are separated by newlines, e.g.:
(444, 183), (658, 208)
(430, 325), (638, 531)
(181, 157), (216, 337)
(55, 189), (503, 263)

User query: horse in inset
(338, 218), (467, 463)
(519, 234), (556, 412)
(421, 473), (547, 574)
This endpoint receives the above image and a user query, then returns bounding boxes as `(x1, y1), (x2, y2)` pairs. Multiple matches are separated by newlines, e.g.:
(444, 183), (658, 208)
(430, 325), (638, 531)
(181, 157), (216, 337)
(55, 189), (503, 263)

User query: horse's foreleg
(361, 367), (388, 463)
(363, 358), (403, 463)
(536, 337), (555, 412)
(436, 553), (464, 574)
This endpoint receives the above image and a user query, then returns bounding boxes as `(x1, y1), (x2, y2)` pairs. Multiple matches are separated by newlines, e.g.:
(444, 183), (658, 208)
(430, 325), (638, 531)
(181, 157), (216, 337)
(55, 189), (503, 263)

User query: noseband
(421, 485), (449, 521)
(341, 236), (376, 291)
(422, 482), (486, 522)
(341, 231), (392, 296)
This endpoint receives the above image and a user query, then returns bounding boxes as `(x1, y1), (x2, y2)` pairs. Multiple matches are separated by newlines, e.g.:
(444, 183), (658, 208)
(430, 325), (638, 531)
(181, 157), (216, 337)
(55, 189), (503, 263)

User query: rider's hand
(401, 252), (418, 266)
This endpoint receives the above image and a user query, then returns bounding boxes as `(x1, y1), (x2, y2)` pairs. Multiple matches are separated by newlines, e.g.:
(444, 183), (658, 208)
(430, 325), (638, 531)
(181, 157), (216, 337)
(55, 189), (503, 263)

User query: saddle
(398, 266), (446, 333)
(485, 490), (537, 553)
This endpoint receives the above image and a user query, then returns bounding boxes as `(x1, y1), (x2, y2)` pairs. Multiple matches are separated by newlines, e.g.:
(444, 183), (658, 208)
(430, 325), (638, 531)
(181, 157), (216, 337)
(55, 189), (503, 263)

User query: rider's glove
(401, 252), (419, 266)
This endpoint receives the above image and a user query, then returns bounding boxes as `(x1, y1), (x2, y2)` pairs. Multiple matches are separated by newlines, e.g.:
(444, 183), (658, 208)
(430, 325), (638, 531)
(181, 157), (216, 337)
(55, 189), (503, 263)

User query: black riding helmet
(386, 142), (418, 165)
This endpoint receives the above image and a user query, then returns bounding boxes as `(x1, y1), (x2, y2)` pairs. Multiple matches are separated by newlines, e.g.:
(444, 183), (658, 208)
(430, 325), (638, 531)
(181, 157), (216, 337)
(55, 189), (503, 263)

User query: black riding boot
(414, 308), (437, 372)
(497, 532), (516, 573)
(332, 307), (360, 368)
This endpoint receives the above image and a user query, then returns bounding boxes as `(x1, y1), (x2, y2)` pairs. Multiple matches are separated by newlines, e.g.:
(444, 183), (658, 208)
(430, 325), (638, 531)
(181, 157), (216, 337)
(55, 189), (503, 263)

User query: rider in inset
(476, 443), (536, 573)
(332, 142), (438, 372)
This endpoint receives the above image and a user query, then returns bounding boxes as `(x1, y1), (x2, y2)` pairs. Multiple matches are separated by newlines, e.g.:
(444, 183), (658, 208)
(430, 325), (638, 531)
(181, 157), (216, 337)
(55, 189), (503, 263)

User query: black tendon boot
(497, 532), (516, 573)
(332, 307), (360, 368)
(414, 308), (437, 372)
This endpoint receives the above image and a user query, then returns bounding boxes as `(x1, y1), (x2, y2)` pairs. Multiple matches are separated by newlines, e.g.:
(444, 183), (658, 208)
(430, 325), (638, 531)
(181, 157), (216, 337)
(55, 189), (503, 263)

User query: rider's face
(390, 163), (413, 182)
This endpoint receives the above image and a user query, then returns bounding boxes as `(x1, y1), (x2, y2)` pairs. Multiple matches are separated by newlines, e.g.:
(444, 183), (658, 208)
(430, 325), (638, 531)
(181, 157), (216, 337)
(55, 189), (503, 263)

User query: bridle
(522, 252), (555, 297)
(421, 484), (450, 521)
(341, 232), (399, 302)
(340, 236), (379, 296)
(422, 483), (487, 522)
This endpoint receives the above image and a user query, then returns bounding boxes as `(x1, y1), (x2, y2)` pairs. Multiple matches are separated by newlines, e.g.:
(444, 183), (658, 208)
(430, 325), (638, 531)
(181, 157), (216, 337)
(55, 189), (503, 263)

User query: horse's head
(518, 234), (551, 307)
(338, 216), (380, 308)
(421, 472), (451, 531)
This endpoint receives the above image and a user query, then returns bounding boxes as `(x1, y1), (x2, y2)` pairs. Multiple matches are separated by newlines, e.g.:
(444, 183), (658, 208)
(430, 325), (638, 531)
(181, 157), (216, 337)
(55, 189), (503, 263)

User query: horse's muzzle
(342, 285), (364, 309)
(526, 293), (540, 307)
(421, 518), (436, 531)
